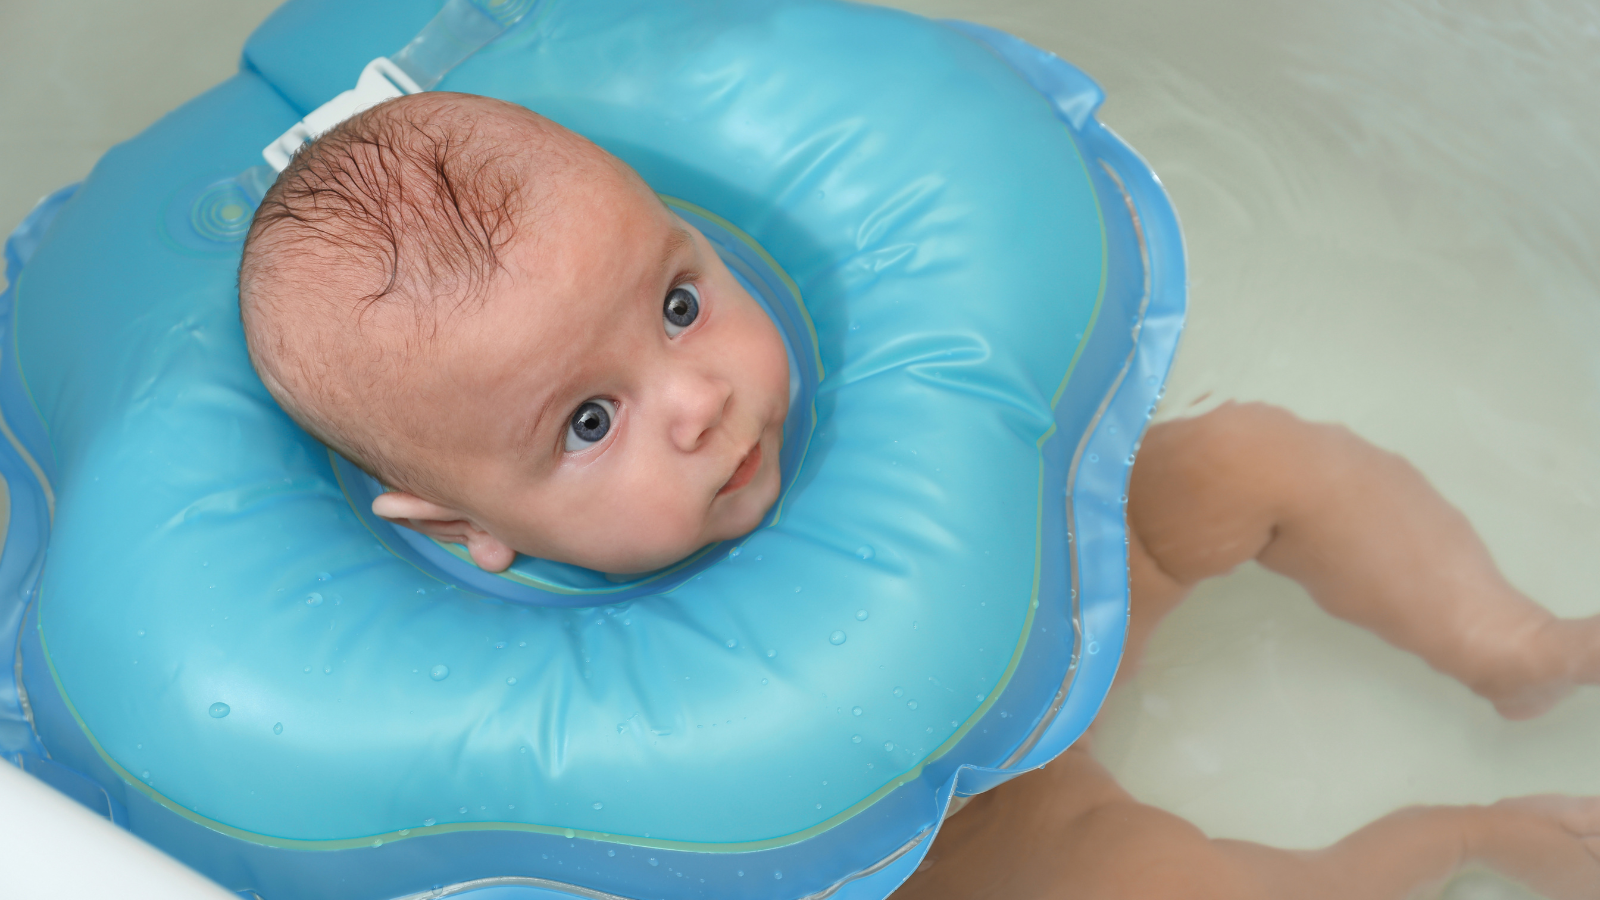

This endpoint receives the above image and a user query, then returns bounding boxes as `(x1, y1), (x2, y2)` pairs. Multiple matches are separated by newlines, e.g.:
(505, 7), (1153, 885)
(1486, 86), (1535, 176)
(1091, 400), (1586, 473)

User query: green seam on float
(5, 271), (56, 521)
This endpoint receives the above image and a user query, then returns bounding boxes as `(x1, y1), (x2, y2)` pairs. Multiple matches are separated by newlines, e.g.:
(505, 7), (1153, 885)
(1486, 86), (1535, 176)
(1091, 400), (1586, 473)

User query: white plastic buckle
(261, 57), (423, 172)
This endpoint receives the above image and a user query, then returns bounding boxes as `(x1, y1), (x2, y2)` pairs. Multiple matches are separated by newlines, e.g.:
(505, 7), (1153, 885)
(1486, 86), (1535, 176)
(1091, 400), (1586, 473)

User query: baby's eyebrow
(657, 224), (694, 278)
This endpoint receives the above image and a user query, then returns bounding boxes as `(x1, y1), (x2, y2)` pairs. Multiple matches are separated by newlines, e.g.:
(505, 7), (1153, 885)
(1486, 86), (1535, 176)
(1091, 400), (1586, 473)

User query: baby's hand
(371, 492), (517, 573)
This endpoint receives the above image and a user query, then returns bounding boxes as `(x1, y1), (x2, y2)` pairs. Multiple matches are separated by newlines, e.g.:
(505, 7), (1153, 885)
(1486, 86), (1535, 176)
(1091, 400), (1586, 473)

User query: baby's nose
(666, 369), (732, 452)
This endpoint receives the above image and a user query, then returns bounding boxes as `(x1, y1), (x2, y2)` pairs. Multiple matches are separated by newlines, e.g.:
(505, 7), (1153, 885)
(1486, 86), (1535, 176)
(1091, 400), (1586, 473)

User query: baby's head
(240, 93), (790, 574)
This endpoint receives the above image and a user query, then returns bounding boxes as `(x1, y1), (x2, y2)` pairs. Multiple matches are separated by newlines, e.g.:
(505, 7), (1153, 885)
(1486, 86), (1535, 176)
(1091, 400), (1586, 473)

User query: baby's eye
(565, 398), (615, 452)
(663, 284), (700, 337)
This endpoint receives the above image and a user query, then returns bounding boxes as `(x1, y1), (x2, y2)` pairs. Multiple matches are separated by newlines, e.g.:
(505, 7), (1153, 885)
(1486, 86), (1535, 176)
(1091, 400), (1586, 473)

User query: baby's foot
(1479, 614), (1600, 720)
(1474, 795), (1600, 900)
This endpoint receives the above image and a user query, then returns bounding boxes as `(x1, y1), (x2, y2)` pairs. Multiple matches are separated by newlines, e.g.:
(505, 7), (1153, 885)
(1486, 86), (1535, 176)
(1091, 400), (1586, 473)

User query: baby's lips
(717, 442), (763, 497)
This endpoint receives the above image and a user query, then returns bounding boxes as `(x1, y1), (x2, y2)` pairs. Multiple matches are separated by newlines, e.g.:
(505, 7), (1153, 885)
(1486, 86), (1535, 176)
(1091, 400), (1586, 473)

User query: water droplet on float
(907, 700), (918, 709)
(459, 807), (468, 814)
(855, 610), (868, 621)
(829, 631), (846, 645)
(136, 630), (145, 637)
(607, 849), (616, 857)
(430, 665), (450, 681)
(398, 828), (410, 836)
(305, 592), (322, 606)
(593, 802), (603, 810)
(793, 585), (802, 593)
(506, 677), (517, 685)
(323, 666), (332, 675)
(884, 741), (895, 751)
(564, 828), (575, 838)
(273, 722), (283, 735)
(208, 702), (230, 718)
(1087, 641), (1100, 655)
(725, 639), (737, 649)
(815, 802), (822, 809)
(760, 678), (769, 685)
(892, 686), (903, 697)
(318, 572), (331, 582)
(856, 545), (874, 560)
(728, 546), (742, 558)
(852, 734), (862, 743)
(765, 649), (777, 658)
(774, 871), (784, 880)
(371, 839), (383, 848)
(423, 818), (436, 827)
(141, 770), (150, 780)
(1088, 453), (1099, 463)
(852, 706), (862, 716)
(649, 858), (659, 867)
(494, 641), (507, 649)
(304, 667), (312, 674)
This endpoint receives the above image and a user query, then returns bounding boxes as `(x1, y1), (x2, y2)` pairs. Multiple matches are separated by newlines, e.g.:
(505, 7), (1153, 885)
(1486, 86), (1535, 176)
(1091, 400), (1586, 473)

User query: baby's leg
(897, 404), (1600, 898)
(1127, 401), (1600, 718)
(898, 745), (1600, 900)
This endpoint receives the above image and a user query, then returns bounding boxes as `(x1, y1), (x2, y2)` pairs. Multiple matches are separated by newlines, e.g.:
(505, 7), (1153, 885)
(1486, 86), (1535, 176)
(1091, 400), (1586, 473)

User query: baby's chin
(535, 479), (781, 576)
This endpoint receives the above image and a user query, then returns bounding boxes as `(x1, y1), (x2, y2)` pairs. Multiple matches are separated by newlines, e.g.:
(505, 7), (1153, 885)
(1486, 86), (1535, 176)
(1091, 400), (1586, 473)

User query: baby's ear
(371, 492), (518, 573)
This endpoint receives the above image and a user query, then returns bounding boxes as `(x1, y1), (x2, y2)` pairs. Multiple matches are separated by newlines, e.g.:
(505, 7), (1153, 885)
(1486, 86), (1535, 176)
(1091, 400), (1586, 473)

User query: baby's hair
(239, 93), (537, 496)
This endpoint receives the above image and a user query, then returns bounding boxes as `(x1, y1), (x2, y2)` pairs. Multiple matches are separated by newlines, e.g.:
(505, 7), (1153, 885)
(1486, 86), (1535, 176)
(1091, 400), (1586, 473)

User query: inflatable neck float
(0, 1), (1184, 897)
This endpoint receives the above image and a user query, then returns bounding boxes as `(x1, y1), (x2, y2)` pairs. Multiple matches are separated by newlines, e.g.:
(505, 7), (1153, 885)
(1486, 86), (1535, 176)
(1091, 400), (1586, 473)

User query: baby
(240, 93), (1600, 898)
(240, 92), (789, 576)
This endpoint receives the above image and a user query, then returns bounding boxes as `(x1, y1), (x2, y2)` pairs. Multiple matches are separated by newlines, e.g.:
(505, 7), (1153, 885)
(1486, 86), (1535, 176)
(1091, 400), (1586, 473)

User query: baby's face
(402, 155), (790, 574)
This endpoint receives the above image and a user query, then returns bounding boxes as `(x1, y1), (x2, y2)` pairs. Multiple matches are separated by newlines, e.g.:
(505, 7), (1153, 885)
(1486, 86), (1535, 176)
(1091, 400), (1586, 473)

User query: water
(828, 630), (847, 645)
(207, 702), (229, 719)
(876, 2), (1600, 895)
(856, 609), (869, 620)
(3, 4), (1591, 897)
(429, 665), (450, 681)
(272, 722), (282, 735)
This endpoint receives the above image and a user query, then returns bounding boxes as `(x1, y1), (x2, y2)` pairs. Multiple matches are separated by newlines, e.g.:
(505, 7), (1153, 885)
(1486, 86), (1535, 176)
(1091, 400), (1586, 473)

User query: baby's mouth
(717, 443), (763, 497)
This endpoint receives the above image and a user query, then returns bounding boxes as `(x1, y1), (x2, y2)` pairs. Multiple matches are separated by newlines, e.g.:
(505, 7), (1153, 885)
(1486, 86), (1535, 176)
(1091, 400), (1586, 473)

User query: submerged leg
(1127, 401), (1600, 718)
(897, 743), (1600, 900)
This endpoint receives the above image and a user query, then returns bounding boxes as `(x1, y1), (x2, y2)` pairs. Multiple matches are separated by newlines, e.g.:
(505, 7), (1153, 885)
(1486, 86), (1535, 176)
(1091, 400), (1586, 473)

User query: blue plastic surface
(1, 2), (1185, 898)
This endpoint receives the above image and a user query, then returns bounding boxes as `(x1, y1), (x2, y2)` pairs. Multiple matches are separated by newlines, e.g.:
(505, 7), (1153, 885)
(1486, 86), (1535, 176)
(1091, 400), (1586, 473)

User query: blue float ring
(1, 2), (1184, 898)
